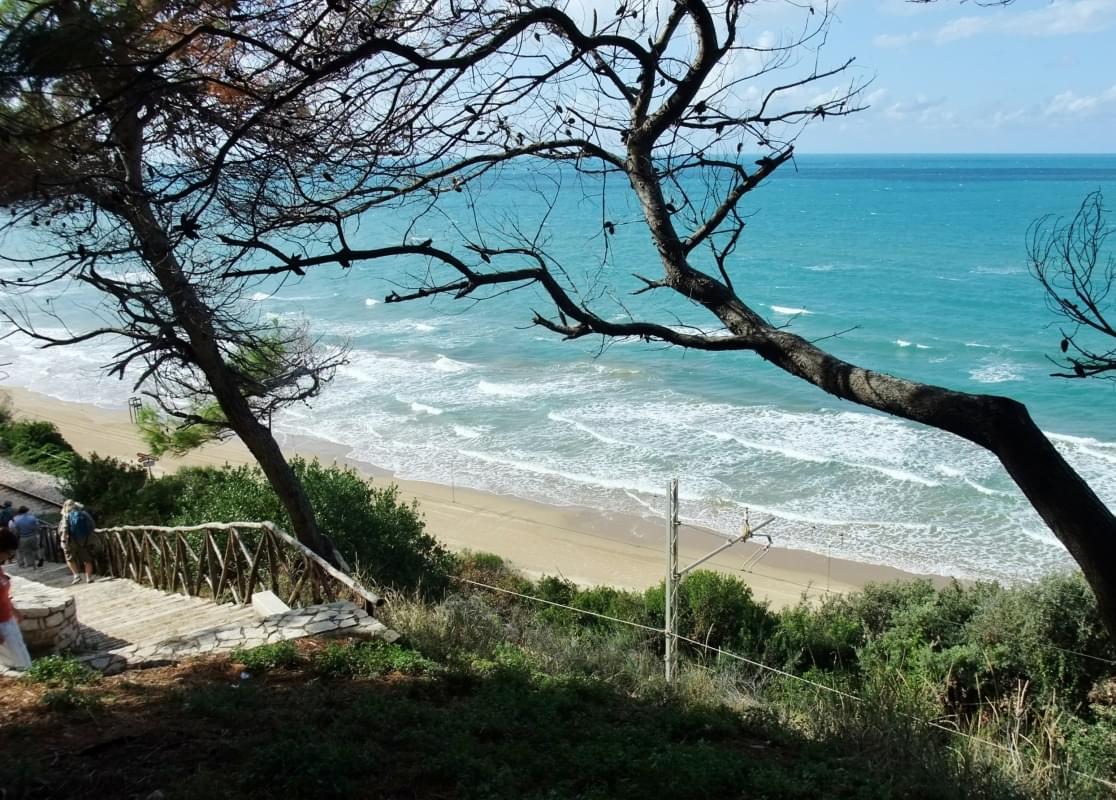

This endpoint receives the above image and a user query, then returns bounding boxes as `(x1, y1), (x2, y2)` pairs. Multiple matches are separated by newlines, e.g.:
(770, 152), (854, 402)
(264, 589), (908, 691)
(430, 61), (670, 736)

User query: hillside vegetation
(0, 431), (1113, 797)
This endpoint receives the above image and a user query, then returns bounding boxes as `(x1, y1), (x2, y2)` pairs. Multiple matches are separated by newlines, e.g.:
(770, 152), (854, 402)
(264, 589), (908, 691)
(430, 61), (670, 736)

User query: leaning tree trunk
(625, 149), (1116, 639)
(747, 326), (1116, 638)
(127, 204), (333, 561)
(705, 282), (1116, 637)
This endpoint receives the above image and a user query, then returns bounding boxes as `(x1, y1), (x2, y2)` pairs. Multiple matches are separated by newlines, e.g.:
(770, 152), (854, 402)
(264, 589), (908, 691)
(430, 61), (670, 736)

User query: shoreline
(1, 385), (949, 608)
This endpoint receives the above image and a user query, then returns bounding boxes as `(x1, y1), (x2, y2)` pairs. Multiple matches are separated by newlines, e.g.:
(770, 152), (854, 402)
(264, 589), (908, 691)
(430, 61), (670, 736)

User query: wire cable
(448, 573), (1116, 791)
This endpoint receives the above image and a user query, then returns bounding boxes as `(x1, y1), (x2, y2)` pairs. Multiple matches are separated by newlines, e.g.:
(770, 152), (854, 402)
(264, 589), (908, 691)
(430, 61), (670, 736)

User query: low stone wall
(82, 600), (398, 675)
(10, 575), (81, 654)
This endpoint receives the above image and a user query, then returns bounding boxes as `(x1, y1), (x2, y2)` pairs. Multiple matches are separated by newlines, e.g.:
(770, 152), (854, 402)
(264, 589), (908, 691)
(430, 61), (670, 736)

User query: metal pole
(664, 478), (679, 684)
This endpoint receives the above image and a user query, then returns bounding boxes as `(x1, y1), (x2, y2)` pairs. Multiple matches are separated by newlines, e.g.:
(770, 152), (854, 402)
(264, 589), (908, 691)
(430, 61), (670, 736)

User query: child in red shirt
(0, 528), (31, 669)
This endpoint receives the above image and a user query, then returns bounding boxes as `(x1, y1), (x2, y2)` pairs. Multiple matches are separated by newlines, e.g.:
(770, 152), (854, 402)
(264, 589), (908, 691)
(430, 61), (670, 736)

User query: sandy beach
(1, 385), (944, 609)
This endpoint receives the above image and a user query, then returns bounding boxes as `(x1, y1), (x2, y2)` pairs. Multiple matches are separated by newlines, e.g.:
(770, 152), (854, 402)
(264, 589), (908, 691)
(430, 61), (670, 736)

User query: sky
(794, 0), (1116, 152)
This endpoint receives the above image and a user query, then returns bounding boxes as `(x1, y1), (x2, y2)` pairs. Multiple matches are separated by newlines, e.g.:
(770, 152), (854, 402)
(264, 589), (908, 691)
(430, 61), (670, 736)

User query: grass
(0, 638), (1031, 800)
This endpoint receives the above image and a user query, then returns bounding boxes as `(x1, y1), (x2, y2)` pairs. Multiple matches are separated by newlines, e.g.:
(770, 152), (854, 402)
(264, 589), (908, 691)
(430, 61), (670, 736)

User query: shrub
(232, 641), (302, 672)
(645, 570), (775, 656)
(40, 686), (102, 713)
(450, 551), (533, 609)
(382, 591), (508, 663)
(311, 639), (436, 678)
(23, 655), (99, 688)
(0, 419), (75, 476)
(168, 459), (451, 593)
(768, 595), (865, 673)
(63, 453), (183, 526)
(570, 585), (649, 629)
(966, 574), (1116, 708)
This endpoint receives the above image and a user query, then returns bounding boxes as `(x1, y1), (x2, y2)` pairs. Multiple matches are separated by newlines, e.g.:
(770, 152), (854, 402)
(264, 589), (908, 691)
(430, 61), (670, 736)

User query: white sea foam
(896, 339), (930, 350)
(364, 298), (379, 307)
(250, 291), (272, 301)
(477, 380), (531, 398)
(547, 412), (628, 447)
(706, 430), (829, 464)
(963, 478), (1012, 497)
(410, 402), (443, 416)
(862, 465), (940, 487)
(964, 341), (993, 349)
(458, 449), (667, 497)
(1046, 432), (1116, 449)
(770, 305), (812, 316)
(412, 322), (436, 333)
(452, 425), (485, 439)
(432, 355), (472, 373)
(970, 361), (1024, 383)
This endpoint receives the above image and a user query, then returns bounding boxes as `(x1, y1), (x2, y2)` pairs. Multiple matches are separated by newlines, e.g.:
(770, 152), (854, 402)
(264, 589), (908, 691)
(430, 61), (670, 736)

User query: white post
(664, 478), (679, 684)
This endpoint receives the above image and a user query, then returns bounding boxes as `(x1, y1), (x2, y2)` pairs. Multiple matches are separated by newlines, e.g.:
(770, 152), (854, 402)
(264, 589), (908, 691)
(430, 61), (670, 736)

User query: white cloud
(1044, 83), (1116, 116)
(884, 95), (948, 121)
(864, 88), (890, 107)
(875, 0), (1116, 48)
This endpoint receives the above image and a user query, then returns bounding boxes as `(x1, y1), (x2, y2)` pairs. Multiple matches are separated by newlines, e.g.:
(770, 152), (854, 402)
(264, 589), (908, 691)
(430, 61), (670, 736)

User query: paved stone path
(4, 562), (394, 676)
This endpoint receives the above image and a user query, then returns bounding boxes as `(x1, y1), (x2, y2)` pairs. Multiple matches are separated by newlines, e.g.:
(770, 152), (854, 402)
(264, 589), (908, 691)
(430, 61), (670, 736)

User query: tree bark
(126, 203), (332, 560)
(622, 143), (1116, 637)
(743, 327), (1116, 635)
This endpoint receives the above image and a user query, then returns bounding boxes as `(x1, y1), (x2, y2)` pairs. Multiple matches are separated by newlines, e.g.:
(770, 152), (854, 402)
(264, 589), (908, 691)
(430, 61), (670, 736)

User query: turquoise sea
(3, 154), (1115, 581)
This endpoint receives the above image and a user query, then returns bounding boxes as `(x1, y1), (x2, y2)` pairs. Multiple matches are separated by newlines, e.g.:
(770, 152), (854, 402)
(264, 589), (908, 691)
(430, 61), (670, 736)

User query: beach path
(8, 562), (258, 664)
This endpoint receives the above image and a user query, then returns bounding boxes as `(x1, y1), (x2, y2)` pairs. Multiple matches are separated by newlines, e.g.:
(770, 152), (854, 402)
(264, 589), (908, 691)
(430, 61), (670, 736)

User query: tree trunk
(127, 204), (333, 560)
(732, 313), (1116, 637)
(626, 150), (1116, 637)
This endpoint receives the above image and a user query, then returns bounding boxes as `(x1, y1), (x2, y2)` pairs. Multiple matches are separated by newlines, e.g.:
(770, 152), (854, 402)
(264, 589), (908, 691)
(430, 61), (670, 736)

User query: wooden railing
(80, 522), (383, 613)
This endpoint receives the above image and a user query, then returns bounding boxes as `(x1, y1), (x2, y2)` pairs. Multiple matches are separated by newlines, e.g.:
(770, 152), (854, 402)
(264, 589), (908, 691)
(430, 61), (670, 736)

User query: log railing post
(99, 522), (384, 612)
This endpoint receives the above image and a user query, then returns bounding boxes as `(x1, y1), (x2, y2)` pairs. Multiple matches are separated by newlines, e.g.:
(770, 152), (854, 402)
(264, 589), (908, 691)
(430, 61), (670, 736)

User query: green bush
(232, 641), (302, 672)
(768, 595), (866, 673)
(450, 551), (533, 608)
(167, 459), (451, 593)
(63, 453), (183, 526)
(0, 419), (75, 476)
(23, 655), (99, 688)
(966, 574), (1115, 707)
(645, 570), (775, 656)
(311, 639), (436, 678)
(569, 585), (648, 629)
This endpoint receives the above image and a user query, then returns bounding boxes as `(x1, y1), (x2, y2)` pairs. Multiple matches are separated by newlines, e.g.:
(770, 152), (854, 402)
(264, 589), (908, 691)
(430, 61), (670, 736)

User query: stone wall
(11, 575), (81, 654)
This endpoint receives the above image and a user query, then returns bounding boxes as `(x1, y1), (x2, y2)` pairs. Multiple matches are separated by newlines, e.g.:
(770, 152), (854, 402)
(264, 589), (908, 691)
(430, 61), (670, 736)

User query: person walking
(0, 501), (13, 564)
(8, 506), (40, 569)
(0, 528), (32, 670)
(59, 500), (97, 585)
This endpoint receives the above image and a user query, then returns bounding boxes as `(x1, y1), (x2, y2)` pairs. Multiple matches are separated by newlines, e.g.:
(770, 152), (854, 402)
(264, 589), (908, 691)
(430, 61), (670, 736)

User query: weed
(40, 686), (102, 712)
(311, 639), (437, 678)
(231, 641), (302, 672)
(23, 655), (99, 688)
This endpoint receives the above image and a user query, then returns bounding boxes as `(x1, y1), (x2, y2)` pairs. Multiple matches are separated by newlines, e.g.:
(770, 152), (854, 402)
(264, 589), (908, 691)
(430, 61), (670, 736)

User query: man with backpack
(59, 499), (97, 585)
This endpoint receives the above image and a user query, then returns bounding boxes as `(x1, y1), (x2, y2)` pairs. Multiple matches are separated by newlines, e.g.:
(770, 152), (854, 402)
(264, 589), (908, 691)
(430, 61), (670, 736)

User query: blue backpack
(68, 509), (94, 541)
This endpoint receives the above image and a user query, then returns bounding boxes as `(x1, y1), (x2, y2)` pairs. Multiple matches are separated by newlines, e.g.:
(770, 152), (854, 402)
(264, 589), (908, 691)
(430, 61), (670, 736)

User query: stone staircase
(5, 561), (395, 676)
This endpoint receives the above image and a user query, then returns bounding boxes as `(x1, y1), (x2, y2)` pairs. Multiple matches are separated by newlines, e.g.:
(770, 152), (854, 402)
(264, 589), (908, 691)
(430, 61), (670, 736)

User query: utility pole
(664, 481), (775, 685)
(664, 478), (680, 684)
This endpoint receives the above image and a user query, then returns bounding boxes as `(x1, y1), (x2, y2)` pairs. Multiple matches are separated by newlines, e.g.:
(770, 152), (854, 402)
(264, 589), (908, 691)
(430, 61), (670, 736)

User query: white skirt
(0, 618), (32, 669)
